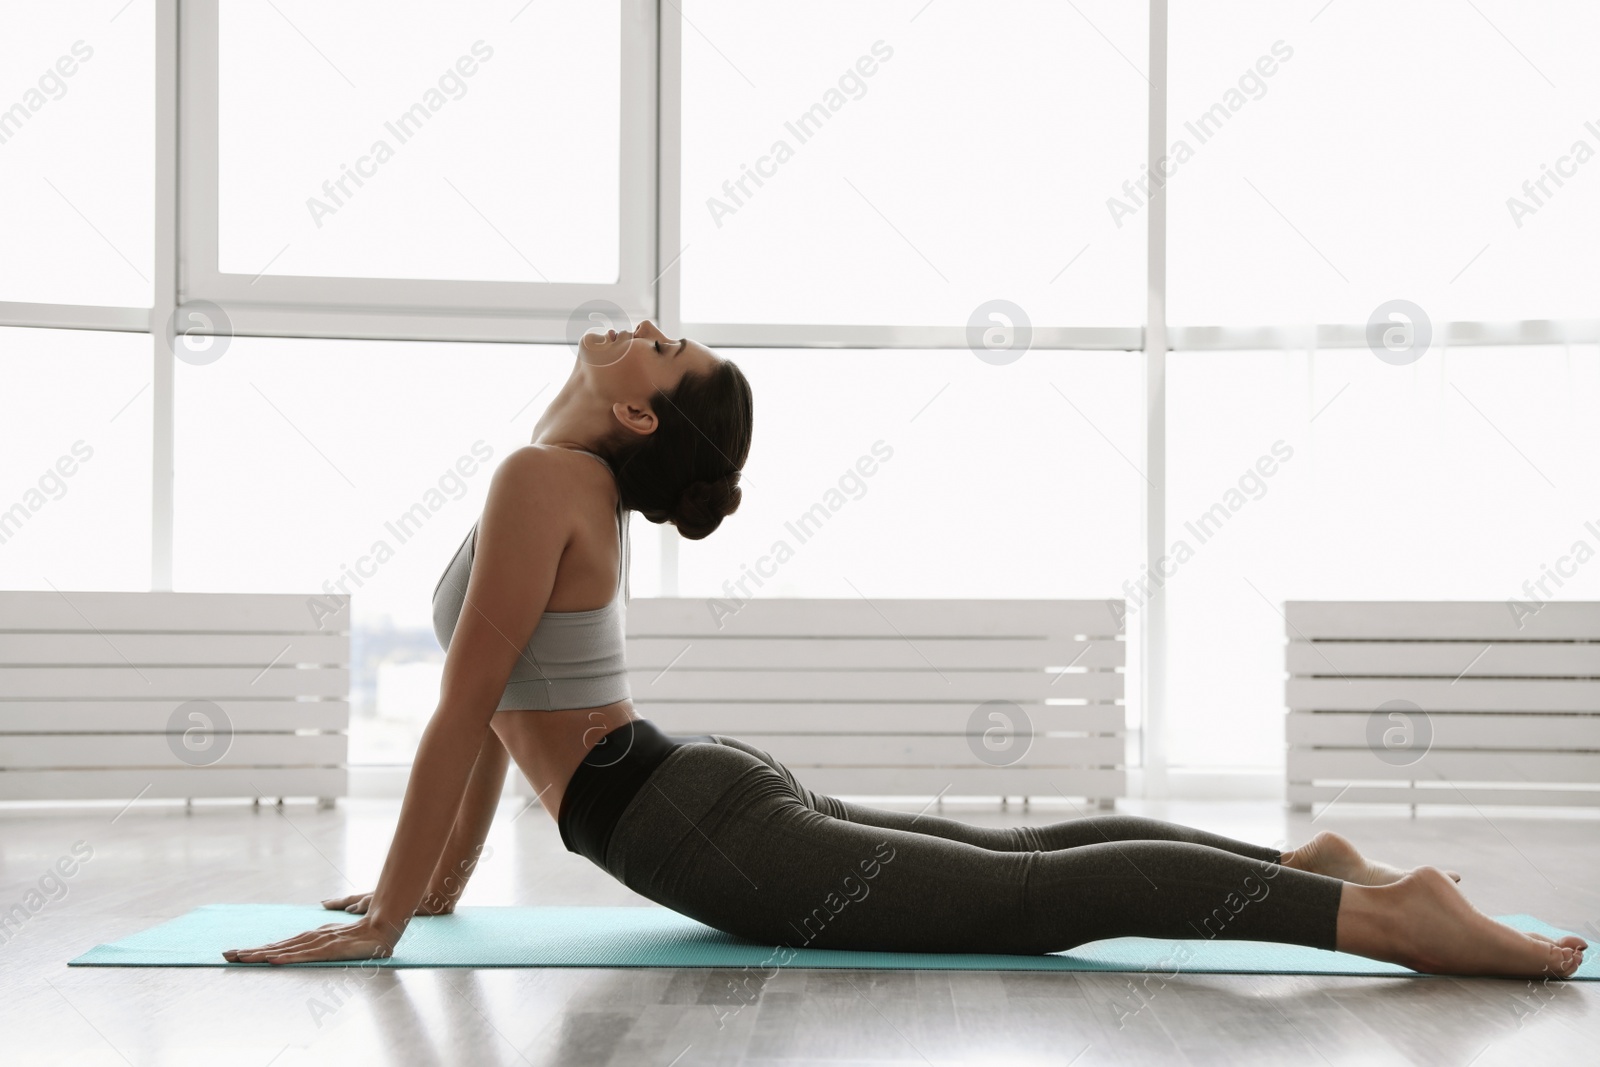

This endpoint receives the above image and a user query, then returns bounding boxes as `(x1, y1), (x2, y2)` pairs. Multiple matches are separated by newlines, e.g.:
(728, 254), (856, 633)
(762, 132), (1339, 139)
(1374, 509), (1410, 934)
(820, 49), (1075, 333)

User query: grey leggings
(601, 735), (1346, 955)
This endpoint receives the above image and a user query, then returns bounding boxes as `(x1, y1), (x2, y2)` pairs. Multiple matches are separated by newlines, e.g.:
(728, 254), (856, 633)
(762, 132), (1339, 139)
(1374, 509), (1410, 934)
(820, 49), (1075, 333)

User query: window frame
(176, 0), (660, 344)
(652, 2), (1146, 351)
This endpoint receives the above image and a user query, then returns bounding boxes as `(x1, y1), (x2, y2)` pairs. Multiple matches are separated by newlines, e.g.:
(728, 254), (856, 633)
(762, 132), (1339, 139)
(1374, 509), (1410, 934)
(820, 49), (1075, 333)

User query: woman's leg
(706, 734), (1278, 861)
(621, 740), (1340, 954)
(704, 735), (1446, 887)
(610, 742), (1584, 976)
(837, 801), (1281, 861)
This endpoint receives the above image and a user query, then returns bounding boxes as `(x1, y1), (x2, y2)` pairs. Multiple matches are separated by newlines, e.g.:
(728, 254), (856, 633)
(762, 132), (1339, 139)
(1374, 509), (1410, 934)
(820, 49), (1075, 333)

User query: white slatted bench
(1286, 601), (1600, 811)
(0, 591), (350, 806)
(626, 598), (1127, 806)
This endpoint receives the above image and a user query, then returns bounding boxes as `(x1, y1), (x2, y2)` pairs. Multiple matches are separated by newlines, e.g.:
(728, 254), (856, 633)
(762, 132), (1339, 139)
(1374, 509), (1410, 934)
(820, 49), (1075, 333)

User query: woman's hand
(223, 917), (400, 965)
(322, 889), (455, 916)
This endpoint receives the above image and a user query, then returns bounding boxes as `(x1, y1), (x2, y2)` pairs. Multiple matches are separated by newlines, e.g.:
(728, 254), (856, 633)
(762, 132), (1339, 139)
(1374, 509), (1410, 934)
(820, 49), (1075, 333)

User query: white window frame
(176, 0), (660, 344)
(651, 3), (1144, 352)
(3, 0), (1598, 797)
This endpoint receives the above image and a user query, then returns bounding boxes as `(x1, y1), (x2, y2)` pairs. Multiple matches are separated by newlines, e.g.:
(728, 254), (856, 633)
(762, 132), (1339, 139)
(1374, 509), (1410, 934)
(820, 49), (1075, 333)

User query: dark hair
(597, 358), (754, 540)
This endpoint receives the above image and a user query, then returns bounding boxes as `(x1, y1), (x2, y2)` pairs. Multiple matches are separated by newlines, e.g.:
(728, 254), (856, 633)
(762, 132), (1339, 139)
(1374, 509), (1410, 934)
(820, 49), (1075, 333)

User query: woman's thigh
(617, 752), (1029, 952)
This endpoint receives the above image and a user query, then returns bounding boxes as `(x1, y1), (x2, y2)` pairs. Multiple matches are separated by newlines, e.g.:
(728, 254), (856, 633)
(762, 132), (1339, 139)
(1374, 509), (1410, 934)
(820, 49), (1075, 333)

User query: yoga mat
(69, 905), (1599, 977)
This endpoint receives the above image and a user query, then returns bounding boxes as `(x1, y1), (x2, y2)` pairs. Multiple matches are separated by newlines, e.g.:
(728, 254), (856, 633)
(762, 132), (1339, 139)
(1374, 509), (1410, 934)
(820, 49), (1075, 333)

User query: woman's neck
(529, 367), (612, 451)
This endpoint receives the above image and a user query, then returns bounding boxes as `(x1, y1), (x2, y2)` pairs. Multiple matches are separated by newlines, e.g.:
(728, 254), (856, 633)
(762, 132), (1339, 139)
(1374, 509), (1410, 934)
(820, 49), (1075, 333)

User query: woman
(226, 321), (1586, 978)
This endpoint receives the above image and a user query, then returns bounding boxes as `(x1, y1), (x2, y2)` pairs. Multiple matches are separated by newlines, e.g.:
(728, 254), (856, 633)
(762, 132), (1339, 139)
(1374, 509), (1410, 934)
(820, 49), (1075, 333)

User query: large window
(180, 0), (656, 339)
(0, 4), (153, 309)
(216, 2), (620, 285)
(0, 328), (151, 590)
(676, 1), (1147, 332)
(1168, 0), (1600, 328)
(5, 1), (1597, 790)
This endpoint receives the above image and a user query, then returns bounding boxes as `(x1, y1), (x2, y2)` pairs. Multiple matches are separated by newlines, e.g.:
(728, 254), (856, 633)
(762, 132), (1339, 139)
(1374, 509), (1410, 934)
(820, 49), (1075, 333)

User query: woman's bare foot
(1338, 866), (1587, 978)
(1281, 830), (1460, 886)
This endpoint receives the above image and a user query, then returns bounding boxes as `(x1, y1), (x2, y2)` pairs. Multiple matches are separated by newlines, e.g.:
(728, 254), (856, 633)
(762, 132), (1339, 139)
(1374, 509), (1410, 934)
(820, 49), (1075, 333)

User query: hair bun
(671, 470), (742, 540)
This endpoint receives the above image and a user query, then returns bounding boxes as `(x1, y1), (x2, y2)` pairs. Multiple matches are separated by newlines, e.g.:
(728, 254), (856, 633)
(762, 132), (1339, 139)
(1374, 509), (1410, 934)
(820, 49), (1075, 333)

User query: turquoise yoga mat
(69, 905), (1599, 977)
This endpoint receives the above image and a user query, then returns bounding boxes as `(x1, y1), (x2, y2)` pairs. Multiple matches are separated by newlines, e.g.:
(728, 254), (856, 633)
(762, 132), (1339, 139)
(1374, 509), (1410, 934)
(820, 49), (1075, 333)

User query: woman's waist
(492, 700), (640, 817)
(555, 717), (716, 870)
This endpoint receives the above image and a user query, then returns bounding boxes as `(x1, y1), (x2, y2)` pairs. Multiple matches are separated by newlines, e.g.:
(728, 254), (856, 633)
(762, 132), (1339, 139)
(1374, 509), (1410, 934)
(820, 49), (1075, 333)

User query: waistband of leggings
(556, 717), (712, 868)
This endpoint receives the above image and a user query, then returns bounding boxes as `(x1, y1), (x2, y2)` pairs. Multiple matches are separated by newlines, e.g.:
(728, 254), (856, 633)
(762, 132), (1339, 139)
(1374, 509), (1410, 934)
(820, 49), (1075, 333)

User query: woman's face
(579, 318), (720, 409)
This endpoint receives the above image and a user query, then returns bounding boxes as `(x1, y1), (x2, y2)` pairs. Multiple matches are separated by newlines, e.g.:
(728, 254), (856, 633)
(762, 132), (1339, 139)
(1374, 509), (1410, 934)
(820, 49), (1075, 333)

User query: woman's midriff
(490, 700), (640, 818)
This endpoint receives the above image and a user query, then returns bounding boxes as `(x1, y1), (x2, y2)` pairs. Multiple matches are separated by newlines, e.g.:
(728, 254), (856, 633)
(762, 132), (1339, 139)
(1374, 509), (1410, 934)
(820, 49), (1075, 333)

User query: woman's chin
(578, 339), (626, 369)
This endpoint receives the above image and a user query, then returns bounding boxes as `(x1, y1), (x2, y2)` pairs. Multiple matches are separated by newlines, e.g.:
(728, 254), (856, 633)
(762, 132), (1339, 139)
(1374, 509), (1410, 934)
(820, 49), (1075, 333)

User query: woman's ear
(611, 399), (658, 438)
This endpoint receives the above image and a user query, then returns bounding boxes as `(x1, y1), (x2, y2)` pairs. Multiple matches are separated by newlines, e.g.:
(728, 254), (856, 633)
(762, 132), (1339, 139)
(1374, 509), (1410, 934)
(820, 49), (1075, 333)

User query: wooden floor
(1, 794), (1596, 1066)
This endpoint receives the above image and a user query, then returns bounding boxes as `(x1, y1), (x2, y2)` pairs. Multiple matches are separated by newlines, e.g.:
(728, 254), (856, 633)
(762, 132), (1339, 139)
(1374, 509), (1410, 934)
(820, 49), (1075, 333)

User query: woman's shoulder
(488, 445), (618, 513)
(493, 444), (608, 482)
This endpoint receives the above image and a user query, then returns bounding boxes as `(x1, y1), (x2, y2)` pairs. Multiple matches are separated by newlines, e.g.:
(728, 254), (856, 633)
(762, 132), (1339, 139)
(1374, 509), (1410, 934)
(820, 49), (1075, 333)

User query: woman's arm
(224, 448), (575, 964)
(421, 727), (510, 910)
(322, 727), (510, 916)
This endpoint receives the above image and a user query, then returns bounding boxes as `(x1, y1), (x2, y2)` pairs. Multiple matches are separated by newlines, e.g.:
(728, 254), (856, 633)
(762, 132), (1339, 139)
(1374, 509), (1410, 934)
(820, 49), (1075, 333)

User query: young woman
(226, 321), (1586, 978)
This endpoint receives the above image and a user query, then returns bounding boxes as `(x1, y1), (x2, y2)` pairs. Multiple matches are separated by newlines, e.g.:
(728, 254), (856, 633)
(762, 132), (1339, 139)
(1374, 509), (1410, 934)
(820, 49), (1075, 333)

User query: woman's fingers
(223, 913), (408, 965)
(305, 938), (390, 964)
(226, 926), (393, 965)
(250, 930), (326, 953)
(346, 893), (452, 916)
(322, 890), (458, 917)
(262, 944), (353, 964)
(226, 933), (329, 962)
(224, 922), (363, 962)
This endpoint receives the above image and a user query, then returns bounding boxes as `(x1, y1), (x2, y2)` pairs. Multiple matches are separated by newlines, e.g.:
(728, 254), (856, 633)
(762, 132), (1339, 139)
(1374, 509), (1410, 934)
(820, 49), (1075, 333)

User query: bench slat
(627, 637), (1125, 670)
(1286, 678), (1600, 712)
(0, 591), (349, 632)
(0, 667), (350, 699)
(1288, 782), (1600, 807)
(1284, 601), (1600, 640)
(786, 767), (1125, 798)
(0, 733), (347, 768)
(738, 734), (1122, 767)
(639, 703), (1125, 735)
(1287, 748), (1600, 781)
(628, 669), (1122, 703)
(1288, 640), (1600, 677)
(0, 767), (347, 801)
(0, 700), (350, 733)
(1286, 710), (1600, 749)
(0, 633), (350, 666)
(629, 598), (1124, 638)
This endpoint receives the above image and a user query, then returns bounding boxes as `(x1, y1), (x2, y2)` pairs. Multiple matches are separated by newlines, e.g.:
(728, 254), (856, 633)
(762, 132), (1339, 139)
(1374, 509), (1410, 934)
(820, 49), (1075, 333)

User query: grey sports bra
(430, 449), (632, 711)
